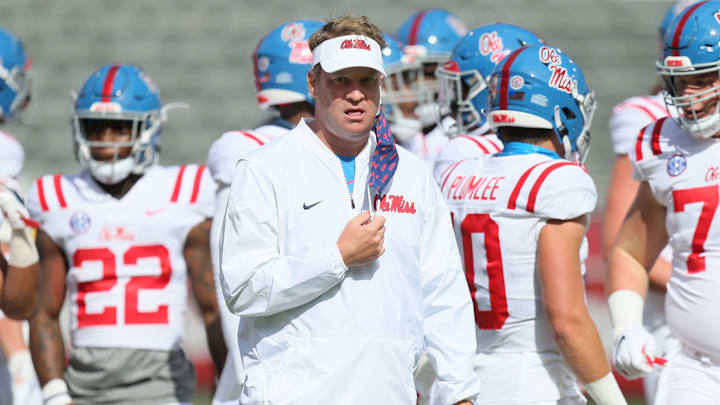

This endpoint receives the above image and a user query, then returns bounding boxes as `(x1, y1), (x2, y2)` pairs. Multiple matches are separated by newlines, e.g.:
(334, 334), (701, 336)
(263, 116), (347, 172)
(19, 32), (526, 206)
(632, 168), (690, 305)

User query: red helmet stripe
(671, 1), (708, 56)
(499, 47), (526, 110)
(101, 65), (121, 102)
(408, 10), (428, 46)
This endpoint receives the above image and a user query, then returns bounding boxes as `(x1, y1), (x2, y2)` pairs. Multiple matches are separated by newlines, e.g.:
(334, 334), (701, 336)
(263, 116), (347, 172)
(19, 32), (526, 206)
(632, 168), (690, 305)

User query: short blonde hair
(309, 15), (386, 51)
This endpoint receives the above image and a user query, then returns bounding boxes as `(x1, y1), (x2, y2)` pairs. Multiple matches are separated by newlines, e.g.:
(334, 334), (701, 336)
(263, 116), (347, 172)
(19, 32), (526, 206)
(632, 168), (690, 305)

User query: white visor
(312, 35), (386, 76)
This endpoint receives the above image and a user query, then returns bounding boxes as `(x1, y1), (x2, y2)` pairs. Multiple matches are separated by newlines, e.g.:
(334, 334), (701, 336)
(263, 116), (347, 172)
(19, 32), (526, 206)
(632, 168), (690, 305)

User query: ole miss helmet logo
(341, 39), (371, 51)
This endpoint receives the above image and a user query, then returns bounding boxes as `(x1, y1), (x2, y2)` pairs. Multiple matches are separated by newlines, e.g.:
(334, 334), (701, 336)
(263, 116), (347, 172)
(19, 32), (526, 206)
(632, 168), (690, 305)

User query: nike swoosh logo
(145, 208), (166, 216)
(303, 200), (323, 210)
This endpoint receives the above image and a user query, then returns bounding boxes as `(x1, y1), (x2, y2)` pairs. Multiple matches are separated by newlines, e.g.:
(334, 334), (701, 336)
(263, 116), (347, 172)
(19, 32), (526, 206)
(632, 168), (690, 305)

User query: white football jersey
(439, 152), (596, 353)
(632, 117), (720, 357)
(0, 130), (23, 178)
(433, 133), (503, 183)
(207, 124), (287, 188)
(609, 93), (669, 155)
(26, 165), (215, 351)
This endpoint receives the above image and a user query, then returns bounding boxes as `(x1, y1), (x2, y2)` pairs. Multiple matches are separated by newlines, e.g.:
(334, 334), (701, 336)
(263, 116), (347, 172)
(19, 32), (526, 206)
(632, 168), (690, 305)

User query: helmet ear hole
(561, 107), (575, 120)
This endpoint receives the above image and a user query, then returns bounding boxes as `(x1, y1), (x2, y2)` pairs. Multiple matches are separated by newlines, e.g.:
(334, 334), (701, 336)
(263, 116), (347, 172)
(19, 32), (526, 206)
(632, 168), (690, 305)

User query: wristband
(42, 378), (72, 405)
(7, 228), (38, 267)
(584, 372), (627, 405)
(607, 289), (644, 338)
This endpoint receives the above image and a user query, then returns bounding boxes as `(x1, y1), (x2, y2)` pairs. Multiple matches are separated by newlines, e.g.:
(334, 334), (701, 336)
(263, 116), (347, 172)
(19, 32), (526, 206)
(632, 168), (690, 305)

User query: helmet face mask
(659, 60), (720, 138)
(437, 61), (488, 136)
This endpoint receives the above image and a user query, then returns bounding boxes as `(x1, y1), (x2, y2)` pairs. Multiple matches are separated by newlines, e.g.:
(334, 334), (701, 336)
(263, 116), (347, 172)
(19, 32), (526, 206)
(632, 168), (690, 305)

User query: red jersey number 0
(458, 213), (509, 330)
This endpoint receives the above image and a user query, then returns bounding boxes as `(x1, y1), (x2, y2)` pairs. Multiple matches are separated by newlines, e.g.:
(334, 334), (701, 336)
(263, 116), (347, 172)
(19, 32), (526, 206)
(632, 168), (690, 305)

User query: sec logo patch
(70, 211), (91, 234)
(667, 154), (687, 177)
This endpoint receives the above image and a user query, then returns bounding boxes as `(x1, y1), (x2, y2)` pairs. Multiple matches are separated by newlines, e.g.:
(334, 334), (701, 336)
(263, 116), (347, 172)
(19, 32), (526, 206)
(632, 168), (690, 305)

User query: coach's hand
(337, 211), (385, 266)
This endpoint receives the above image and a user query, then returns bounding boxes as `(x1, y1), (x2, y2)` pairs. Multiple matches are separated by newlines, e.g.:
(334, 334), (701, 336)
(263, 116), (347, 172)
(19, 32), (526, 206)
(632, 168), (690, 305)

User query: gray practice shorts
(66, 347), (195, 405)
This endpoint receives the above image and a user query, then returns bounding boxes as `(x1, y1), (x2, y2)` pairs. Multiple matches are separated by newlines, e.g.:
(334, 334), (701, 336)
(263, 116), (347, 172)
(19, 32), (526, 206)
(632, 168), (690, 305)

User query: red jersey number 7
(673, 185), (719, 274)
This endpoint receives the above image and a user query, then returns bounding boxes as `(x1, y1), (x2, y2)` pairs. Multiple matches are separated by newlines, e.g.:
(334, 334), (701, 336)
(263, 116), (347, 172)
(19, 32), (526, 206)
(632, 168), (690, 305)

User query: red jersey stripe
(621, 103), (660, 121)
(651, 117), (668, 156)
(642, 96), (668, 112)
(489, 138), (503, 153)
(101, 65), (121, 102)
(526, 162), (575, 213)
(507, 161), (545, 210)
(53, 174), (67, 208)
(36, 178), (49, 212)
(459, 136), (489, 154)
(408, 10), (428, 45)
(635, 127), (646, 161)
(170, 165), (187, 203)
(241, 131), (264, 146)
(440, 160), (464, 192)
(190, 165), (206, 204)
(672, 1), (707, 56)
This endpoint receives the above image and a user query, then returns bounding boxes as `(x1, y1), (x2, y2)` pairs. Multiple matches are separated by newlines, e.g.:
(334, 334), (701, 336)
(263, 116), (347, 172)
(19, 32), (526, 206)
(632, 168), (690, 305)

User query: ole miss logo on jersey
(373, 194), (416, 214)
(341, 39), (371, 51)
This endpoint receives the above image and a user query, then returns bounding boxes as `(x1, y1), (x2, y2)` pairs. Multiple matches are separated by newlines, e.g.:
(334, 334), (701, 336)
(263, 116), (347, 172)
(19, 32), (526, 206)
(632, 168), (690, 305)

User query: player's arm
(607, 181), (668, 299)
(0, 182), (40, 318)
(418, 179), (480, 405)
(539, 215), (627, 405)
(603, 155), (670, 293)
(185, 218), (227, 374)
(29, 230), (73, 404)
(605, 181), (668, 380)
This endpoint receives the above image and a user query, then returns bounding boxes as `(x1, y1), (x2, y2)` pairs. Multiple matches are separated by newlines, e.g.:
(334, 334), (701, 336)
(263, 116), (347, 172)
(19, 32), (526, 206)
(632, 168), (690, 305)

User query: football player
(608, 2), (720, 403)
(433, 23), (544, 181)
(602, 2), (699, 402)
(205, 19), (322, 404)
(394, 8), (467, 166)
(440, 44), (627, 404)
(380, 33), (422, 145)
(26, 64), (225, 405)
(0, 27), (41, 405)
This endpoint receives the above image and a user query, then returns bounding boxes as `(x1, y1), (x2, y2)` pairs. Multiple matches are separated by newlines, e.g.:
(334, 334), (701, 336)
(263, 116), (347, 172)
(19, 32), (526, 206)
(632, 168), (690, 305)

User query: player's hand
(337, 211), (386, 266)
(453, 401), (472, 405)
(0, 178), (38, 230)
(613, 324), (661, 379)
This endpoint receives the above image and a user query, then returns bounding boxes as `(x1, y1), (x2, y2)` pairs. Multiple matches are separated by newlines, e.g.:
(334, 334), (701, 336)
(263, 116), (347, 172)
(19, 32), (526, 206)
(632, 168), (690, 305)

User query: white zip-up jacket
(220, 119), (480, 405)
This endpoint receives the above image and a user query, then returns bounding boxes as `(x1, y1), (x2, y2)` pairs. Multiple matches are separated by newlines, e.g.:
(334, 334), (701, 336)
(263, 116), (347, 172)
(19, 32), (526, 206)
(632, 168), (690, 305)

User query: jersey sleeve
(531, 164), (598, 220)
(207, 130), (267, 188)
(0, 132), (24, 178)
(609, 97), (667, 155)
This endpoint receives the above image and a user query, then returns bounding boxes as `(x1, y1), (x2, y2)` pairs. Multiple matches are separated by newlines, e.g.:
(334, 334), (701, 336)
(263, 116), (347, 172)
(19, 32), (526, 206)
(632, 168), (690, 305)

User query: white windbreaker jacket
(220, 119), (480, 404)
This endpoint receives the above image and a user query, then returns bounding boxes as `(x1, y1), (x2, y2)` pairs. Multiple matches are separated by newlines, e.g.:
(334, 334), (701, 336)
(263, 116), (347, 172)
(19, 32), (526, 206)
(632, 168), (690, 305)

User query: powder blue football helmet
(657, 0), (720, 138)
(395, 9), (467, 127)
(253, 19), (323, 111)
(437, 23), (543, 136)
(0, 28), (31, 123)
(487, 45), (596, 164)
(72, 64), (184, 184)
